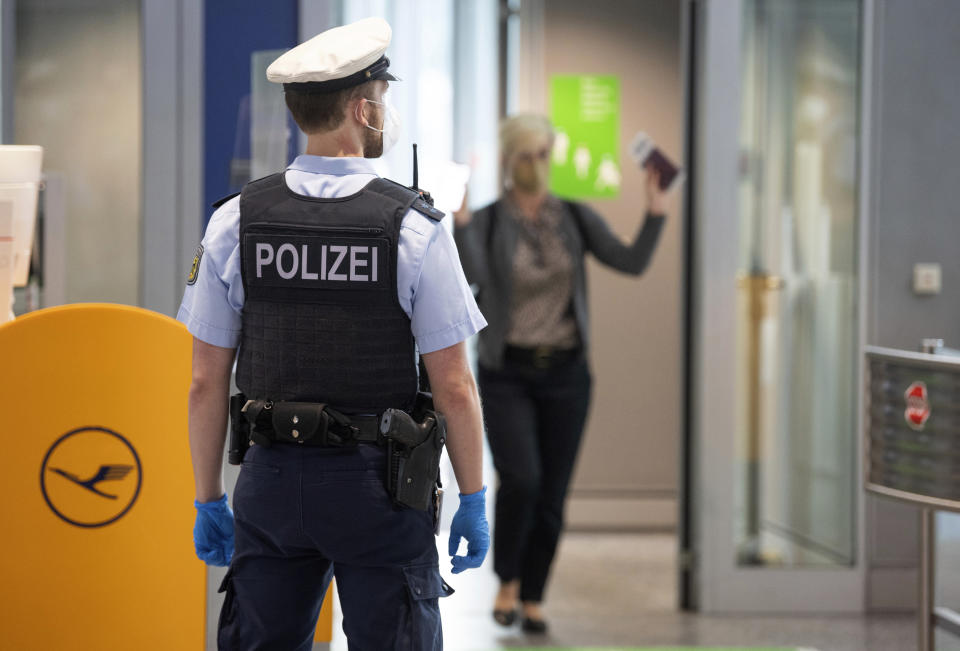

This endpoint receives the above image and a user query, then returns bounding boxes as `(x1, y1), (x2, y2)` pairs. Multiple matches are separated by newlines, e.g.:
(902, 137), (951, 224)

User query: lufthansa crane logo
(40, 427), (143, 528)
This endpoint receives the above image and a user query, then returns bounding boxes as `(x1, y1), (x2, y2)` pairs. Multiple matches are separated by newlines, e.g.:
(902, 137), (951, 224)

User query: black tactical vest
(235, 172), (442, 414)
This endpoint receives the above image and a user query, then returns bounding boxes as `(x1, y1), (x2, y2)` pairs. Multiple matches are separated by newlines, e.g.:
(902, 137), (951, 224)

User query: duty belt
(241, 399), (382, 448)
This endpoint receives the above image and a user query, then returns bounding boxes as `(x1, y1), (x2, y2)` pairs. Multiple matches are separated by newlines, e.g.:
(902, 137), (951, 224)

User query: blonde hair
(499, 113), (555, 172)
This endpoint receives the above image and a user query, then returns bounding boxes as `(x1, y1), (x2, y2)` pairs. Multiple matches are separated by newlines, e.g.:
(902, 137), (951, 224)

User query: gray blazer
(453, 199), (665, 370)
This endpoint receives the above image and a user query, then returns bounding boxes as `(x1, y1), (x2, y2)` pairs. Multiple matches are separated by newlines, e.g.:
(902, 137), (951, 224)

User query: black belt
(242, 399), (384, 448)
(503, 345), (582, 369)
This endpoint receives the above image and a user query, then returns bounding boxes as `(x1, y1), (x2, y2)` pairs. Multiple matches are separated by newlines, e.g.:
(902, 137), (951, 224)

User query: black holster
(381, 393), (446, 511)
(228, 393), (249, 465)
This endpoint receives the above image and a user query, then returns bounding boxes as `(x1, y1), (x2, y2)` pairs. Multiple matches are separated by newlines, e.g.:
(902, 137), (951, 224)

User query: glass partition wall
(735, 0), (861, 568)
(14, 0), (142, 307)
(341, 0), (500, 214)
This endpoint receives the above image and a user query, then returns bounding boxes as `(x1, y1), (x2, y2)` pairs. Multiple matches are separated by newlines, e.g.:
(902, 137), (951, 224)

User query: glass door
(736, 0), (861, 569)
(693, 0), (868, 612)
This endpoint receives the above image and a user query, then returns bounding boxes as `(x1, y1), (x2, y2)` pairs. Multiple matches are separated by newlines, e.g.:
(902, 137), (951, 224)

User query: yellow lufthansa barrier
(0, 304), (203, 650)
(0, 303), (336, 649)
(316, 587), (335, 642)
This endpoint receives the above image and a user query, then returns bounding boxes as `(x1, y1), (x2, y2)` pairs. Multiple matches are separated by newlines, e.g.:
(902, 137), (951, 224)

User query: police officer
(178, 17), (489, 650)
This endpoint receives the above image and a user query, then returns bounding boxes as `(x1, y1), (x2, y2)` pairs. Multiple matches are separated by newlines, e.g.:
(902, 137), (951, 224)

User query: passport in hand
(630, 132), (684, 193)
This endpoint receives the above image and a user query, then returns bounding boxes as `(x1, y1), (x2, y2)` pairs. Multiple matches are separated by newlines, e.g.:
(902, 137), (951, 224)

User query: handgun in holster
(380, 392), (446, 512)
(228, 393), (249, 465)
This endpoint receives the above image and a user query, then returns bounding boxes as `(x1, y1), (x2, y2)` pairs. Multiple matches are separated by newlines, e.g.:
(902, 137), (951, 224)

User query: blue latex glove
(448, 486), (490, 574)
(193, 494), (234, 566)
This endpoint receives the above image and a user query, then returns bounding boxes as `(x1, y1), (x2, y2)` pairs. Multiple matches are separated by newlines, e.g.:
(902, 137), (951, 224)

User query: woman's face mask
(360, 95), (400, 157)
(509, 143), (552, 193)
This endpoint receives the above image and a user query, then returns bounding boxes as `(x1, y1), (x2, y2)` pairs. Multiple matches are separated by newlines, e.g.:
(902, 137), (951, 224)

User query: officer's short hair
(285, 81), (376, 134)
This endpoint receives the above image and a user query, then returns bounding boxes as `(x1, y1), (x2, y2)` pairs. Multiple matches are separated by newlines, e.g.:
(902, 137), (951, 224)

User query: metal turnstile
(865, 345), (960, 651)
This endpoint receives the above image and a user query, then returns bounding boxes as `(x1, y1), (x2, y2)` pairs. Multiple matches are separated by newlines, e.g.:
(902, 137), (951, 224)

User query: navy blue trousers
(217, 443), (453, 651)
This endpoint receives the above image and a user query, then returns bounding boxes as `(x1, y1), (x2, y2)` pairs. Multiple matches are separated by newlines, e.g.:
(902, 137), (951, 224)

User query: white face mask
(362, 97), (401, 155)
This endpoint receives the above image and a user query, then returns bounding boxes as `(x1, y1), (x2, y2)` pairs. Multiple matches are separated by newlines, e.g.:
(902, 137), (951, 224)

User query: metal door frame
(141, 0), (203, 316)
(688, 0), (873, 613)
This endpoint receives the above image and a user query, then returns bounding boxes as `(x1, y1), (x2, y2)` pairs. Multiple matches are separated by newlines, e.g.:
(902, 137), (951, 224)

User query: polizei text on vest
(255, 241), (380, 283)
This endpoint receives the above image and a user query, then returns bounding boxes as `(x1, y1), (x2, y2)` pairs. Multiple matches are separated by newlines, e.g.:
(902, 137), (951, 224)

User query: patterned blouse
(503, 196), (581, 350)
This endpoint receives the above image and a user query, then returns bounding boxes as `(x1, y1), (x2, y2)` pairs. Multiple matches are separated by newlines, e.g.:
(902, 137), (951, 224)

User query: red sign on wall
(904, 381), (931, 431)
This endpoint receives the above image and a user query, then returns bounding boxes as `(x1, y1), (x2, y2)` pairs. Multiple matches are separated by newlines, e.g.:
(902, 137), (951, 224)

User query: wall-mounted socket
(913, 263), (942, 295)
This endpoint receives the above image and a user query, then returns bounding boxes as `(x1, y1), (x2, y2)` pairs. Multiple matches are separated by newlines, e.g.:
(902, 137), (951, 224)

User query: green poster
(549, 75), (621, 199)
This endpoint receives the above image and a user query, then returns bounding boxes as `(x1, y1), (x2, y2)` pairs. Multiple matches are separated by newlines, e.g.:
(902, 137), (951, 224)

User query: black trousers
(478, 356), (592, 603)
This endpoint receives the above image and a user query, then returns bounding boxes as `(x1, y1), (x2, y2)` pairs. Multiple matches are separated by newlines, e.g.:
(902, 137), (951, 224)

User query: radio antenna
(412, 143), (419, 192)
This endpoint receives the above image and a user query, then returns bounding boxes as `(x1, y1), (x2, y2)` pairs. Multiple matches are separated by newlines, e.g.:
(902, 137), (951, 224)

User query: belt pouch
(271, 402), (327, 443)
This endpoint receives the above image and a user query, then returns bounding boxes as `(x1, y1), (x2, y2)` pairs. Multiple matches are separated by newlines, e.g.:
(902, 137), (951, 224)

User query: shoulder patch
(211, 192), (240, 210)
(186, 245), (203, 285)
(411, 198), (445, 222)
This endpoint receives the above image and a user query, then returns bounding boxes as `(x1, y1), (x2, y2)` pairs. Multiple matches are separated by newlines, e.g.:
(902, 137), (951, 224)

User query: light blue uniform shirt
(177, 155), (486, 354)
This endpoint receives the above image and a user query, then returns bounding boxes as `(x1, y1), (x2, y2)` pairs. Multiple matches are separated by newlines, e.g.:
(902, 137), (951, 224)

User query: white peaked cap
(266, 17), (396, 90)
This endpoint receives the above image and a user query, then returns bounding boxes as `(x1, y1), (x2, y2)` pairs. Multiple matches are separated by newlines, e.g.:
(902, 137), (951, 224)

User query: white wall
(866, 0), (960, 612)
(517, 0), (686, 530)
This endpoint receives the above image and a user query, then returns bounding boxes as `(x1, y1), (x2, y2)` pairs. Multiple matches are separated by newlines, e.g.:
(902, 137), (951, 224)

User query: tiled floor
(207, 451), (960, 651)
(213, 451), (960, 651)
(324, 531), (935, 651)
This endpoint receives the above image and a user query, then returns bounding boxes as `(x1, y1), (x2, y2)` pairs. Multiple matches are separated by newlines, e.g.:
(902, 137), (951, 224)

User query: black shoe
(521, 616), (548, 634)
(492, 608), (518, 626)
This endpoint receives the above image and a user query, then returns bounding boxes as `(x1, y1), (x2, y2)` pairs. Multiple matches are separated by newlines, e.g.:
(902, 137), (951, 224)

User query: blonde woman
(453, 114), (666, 633)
